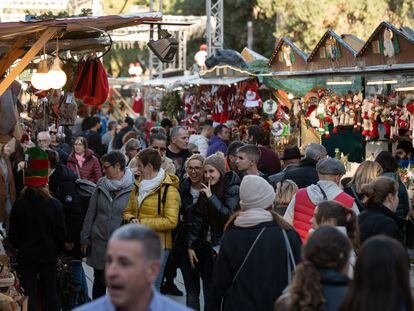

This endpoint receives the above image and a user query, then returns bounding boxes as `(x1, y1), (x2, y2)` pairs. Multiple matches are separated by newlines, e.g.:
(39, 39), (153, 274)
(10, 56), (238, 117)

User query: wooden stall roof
(0, 12), (162, 55)
(357, 21), (414, 56)
(307, 29), (361, 62)
(269, 37), (308, 65)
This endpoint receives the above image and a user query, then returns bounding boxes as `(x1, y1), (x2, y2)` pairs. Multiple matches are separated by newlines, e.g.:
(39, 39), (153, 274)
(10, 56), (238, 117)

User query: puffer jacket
(67, 148), (102, 184)
(80, 172), (134, 270)
(123, 173), (180, 249)
(187, 171), (240, 248)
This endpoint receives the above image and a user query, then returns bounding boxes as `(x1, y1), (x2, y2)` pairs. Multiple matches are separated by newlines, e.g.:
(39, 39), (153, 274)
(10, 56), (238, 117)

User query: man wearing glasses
(150, 133), (176, 175)
(37, 131), (69, 164)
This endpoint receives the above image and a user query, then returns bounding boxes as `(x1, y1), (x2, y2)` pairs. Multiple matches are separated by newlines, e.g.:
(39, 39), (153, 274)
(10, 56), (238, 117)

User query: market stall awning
(186, 76), (252, 86)
(0, 12), (162, 55)
(141, 75), (198, 89)
(0, 12), (162, 96)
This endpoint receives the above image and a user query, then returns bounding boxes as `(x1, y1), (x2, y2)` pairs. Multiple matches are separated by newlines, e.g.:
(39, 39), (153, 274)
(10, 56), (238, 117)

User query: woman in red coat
(67, 137), (102, 184)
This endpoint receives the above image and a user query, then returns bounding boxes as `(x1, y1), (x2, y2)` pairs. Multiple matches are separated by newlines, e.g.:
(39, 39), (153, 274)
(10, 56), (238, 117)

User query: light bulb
(31, 60), (51, 90)
(48, 56), (67, 89)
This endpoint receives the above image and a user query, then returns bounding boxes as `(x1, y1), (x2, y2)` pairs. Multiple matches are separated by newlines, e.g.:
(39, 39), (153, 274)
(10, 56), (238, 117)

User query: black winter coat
(9, 194), (66, 264)
(284, 157), (319, 189)
(84, 130), (106, 157)
(178, 177), (198, 242)
(187, 171), (240, 248)
(320, 269), (349, 311)
(49, 164), (85, 258)
(358, 203), (406, 244)
(211, 221), (302, 311)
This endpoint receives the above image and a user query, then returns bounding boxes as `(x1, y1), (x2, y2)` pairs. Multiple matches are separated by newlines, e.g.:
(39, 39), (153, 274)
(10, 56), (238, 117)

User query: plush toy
(361, 99), (373, 136)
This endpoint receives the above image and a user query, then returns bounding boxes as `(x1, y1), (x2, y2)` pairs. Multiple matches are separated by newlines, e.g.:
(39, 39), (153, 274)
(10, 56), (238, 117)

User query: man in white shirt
(189, 124), (213, 157)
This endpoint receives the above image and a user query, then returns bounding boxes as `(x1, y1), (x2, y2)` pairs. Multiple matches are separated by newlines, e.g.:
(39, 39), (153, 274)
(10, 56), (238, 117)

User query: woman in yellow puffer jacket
(123, 149), (180, 290)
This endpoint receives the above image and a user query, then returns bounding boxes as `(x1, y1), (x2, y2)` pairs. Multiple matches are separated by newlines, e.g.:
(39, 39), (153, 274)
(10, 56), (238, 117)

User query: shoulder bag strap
(350, 185), (364, 211)
(231, 226), (266, 283)
(220, 227), (266, 311)
(282, 229), (296, 283)
(317, 184), (328, 200)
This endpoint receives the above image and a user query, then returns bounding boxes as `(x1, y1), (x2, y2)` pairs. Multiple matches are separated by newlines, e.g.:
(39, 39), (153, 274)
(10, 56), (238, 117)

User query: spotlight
(147, 27), (178, 63)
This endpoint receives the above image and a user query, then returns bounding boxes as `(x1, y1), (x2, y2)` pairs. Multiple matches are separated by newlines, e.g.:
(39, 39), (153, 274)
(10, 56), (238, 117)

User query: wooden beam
(111, 87), (137, 116)
(0, 27), (58, 97)
(0, 37), (28, 77)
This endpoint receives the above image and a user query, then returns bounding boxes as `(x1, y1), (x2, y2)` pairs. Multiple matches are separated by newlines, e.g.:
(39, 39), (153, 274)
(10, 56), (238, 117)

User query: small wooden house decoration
(357, 22), (414, 67)
(269, 37), (308, 72)
(307, 29), (360, 71)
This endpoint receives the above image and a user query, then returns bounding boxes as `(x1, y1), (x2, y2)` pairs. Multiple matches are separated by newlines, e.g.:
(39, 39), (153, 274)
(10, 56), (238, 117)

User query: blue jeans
(154, 249), (170, 291)
(68, 261), (90, 308)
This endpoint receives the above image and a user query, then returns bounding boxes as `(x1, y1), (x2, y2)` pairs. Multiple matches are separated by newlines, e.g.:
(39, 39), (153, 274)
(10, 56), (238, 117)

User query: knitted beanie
(240, 175), (275, 210)
(24, 147), (49, 187)
(204, 152), (226, 176)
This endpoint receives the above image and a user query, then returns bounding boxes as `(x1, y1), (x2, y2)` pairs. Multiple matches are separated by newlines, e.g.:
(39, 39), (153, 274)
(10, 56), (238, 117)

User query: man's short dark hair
(237, 144), (261, 163)
(149, 133), (167, 145)
(101, 151), (127, 171)
(90, 116), (101, 128)
(46, 149), (59, 169)
(227, 141), (245, 156)
(247, 125), (264, 145)
(124, 117), (135, 128)
(137, 149), (162, 171)
(160, 118), (173, 128)
(110, 224), (161, 262)
(107, 120), (118, 132)
(214, 124), (228, 136)
(397, 141), (414, 154)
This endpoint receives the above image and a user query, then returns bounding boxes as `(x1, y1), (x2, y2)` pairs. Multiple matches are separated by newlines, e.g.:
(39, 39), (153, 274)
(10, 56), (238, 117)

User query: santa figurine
(244, 88), (261, 108)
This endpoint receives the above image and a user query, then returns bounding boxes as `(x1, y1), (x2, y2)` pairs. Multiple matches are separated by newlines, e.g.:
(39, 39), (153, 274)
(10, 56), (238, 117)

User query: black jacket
(187, 171), (240, 248)
(49, 164), (85, 258)
(320, 269), (349, 311)
(268, 164), (299, 188)
(358, 203), (406, 244)
(211, 221), (302, 311)
(9, 194), (66, 264)
(84, 130), (106, 157)
(50, 143), (71, 164)
(284, 157), (319, 189)
(343, 185), (365, 212)
(178, 177), (198, 240)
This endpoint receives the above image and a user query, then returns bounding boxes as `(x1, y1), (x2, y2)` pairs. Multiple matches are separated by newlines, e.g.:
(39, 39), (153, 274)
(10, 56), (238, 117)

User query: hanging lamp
(48, 38), (67, 89)
(31, 45), (51, 90)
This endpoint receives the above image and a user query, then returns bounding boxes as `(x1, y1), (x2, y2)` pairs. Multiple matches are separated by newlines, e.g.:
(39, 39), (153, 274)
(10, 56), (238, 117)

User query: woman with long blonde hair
(343, 160), (383, 211)
(274, 179), (298, 216)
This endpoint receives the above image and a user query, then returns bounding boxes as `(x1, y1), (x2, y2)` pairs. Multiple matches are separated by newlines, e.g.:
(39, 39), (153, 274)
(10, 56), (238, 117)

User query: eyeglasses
(74, 143), (84, 146)
(187, 166), (202, 172)
(102, 164), (112, 170)
(49, 131), (57, 135)
(152, 146), (167, 152)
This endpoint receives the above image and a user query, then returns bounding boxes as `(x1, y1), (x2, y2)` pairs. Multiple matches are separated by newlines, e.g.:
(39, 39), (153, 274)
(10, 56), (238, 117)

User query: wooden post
(0, 37), (27, 77)
(0, 27), (58, 96)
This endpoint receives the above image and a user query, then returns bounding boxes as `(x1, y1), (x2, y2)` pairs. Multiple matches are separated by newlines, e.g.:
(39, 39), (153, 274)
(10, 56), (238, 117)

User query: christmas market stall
(0, 12), (162, 308)
(266, 22), (414, 164)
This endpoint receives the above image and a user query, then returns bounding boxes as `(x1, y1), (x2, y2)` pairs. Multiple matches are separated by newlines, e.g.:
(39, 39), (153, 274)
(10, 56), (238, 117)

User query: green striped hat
(24, 147), (49, 187)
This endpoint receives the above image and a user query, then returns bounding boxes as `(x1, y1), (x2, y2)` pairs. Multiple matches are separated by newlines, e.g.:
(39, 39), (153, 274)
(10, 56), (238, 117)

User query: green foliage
(160, 91), (183, 119)
(24, 8), (92, 20)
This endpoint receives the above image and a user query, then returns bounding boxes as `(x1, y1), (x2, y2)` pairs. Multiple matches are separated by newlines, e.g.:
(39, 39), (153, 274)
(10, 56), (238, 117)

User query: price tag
(66, 93), (73, 104)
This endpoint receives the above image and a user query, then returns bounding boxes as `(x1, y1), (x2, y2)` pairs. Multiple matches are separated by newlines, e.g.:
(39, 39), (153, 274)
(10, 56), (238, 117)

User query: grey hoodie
(284, 180), (359, 224)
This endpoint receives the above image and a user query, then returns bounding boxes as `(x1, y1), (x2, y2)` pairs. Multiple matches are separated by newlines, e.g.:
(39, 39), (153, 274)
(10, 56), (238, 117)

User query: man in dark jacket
(207, 124), (230, 156)
(82, 116), (106, 157)
(113, 116), (135, 150)
(284, 143), (327, 189)
(47, 149), (90, 307)
(269, 145), (302, 187)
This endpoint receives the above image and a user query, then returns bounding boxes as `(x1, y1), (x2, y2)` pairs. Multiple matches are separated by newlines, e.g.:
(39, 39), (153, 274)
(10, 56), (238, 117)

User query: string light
(48, 38), (67, 89)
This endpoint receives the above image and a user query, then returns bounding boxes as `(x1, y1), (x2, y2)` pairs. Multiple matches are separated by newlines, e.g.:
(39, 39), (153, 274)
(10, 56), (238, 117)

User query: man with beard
(75, 224), (190, 311)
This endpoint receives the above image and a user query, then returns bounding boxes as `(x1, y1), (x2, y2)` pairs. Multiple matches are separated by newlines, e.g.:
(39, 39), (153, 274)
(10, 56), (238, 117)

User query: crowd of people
(0, 113), (413, 311)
